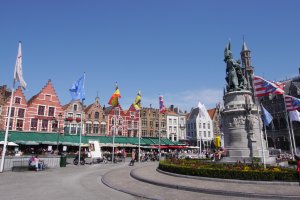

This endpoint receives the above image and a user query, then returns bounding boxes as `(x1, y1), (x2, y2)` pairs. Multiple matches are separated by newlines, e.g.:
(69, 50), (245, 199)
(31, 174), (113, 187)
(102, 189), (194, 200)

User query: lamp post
(55, 113), (63, 151)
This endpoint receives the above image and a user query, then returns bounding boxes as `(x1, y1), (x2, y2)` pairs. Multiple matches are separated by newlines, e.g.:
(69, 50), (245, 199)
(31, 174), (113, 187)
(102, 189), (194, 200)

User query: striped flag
(285, 95), (300, 111)
(108, 82), (121, 107)
(159, 95), (166, 113)
(253, 76), (284, 97)
(14, 42), (27, 89)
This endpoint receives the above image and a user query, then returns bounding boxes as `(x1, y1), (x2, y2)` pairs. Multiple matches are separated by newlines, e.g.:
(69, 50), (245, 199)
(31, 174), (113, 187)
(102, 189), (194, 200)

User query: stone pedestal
(222, 91), (271, 163)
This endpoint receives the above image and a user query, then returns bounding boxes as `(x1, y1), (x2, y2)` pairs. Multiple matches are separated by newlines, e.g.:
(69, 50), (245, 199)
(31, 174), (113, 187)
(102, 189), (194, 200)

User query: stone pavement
(103, 162), (300, 200)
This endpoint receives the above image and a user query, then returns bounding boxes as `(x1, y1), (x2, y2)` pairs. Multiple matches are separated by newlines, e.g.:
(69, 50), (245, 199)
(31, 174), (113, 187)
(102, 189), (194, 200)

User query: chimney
(170, 105), (174, 111)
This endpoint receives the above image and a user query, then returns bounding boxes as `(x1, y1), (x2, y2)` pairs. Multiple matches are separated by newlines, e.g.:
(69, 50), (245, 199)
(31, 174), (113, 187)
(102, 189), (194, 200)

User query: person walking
(129, 149), (136, 166)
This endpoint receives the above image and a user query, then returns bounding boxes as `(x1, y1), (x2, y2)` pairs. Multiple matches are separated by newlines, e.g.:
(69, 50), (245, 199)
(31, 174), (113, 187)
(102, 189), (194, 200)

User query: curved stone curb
(101, 168), (160, 200)
(157, 168), (299, 186)
(130, 167), (300, 200)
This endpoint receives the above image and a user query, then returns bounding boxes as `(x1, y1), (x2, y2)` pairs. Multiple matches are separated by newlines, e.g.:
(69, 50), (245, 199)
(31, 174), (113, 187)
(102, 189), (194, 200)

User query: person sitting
(29, 155), (43, 171)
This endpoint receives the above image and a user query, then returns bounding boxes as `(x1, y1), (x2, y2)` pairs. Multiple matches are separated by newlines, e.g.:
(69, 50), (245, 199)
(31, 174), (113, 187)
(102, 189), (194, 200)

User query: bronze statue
(224, 41), (247, 91)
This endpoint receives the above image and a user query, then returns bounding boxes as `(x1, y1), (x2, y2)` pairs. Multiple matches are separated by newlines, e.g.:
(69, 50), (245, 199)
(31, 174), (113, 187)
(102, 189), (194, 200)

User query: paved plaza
(0, 161), (299, 200)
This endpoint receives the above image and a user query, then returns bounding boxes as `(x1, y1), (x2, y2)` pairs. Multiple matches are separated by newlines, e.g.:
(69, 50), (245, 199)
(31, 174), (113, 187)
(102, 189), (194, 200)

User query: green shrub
(159, 159), (298, 182)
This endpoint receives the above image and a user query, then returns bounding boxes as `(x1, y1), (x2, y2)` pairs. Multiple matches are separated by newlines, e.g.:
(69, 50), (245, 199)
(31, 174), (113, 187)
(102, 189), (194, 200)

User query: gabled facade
(84, 97), (106, 135)
(26, 80), (64, 133)
(104, 105), (126, 136)
(62, 100), (84, 135)
(186, 102), (214, 146)
(140, 107), (167, 138)
(166, 109), (179, 142)
(124, 104), (140, 137)
(1, 87), (27, 131)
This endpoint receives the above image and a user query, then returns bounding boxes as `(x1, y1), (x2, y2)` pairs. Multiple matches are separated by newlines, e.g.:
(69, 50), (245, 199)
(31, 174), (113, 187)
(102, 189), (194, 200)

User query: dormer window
(74, 104), (77, 111)
(15, 97), (21, 104)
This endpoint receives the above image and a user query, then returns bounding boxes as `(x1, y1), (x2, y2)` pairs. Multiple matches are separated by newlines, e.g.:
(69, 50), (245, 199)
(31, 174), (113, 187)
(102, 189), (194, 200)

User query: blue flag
(69, 74), (85, 101)
(261, 105), (273, 126)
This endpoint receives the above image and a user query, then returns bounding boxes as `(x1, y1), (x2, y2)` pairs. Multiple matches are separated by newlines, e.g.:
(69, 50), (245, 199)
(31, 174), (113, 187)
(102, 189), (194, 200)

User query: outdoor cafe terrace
(0, 131), (186, 149)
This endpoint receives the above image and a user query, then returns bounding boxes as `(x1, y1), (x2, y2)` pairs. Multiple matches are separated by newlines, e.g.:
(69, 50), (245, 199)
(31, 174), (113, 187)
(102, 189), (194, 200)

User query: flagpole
(0, 84), (15, 173)
(138, 110), (141, 163)
(78, 99), (84, 166)
(158, 113), (161, 160)
(112, 107), (116, 164)
(257, 103), (266, 168)
(252, 74), (266, 168)
(288, 112), (297, 157)
(282, 94), (295, 159)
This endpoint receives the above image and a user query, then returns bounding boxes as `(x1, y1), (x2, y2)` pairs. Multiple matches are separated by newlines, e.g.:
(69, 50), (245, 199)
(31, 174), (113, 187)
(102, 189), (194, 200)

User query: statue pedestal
(222, 91), (272, 163)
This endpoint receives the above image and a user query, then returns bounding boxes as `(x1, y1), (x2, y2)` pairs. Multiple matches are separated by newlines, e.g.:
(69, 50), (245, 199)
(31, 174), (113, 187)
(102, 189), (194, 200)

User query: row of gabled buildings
(0, 80), (219, 146)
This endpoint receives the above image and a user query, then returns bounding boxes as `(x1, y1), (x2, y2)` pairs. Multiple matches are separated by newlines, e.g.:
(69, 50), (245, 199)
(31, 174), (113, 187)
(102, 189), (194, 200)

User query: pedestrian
(129, 149), (136, 166)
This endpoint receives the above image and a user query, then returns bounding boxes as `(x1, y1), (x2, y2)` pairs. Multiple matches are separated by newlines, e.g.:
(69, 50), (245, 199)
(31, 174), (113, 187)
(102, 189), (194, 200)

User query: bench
(12, 160), (46, 172)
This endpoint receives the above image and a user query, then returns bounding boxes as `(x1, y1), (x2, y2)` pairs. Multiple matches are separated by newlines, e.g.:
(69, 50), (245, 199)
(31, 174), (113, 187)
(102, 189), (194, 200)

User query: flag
(285, 95), (300, 111)
(253, 76), (284, 97)
(261, 105), (273, 126)
(108, 82), (121, 107)
(159, 95), (166, 113)
(289, 110), (300, 122)
(14, 42), (27, 89)
(133, 91), (141, 110)
(69, 73), (85, 101)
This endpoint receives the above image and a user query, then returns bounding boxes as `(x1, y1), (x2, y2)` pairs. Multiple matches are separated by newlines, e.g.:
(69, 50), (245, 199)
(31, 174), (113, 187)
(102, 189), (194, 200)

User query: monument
(221, 41), (271, 163)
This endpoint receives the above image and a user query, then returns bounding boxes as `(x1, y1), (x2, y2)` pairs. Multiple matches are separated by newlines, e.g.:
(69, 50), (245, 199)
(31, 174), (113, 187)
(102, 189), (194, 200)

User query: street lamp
(52, 113), (63, 152)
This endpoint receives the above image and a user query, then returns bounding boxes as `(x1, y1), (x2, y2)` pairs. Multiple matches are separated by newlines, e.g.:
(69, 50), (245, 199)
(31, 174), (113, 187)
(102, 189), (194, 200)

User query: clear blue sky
(1, 0), (300, 112)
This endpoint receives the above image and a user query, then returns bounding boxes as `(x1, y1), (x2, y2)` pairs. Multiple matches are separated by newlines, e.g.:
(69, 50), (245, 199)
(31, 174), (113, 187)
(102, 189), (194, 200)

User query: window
(94, 112), (99, 119)
(169, 126), (172, 132)
(130, 112), (135, 118)
(48, 107), (55, 116)
(86, 123), (92, 133)
(118, 118), (122, 126)
(67, 113), (73, 117)
(93, 123), (99, 134)
(114, 108), (119, 116)
(16, 119), (23, 131)
(31, 119), (38, 131)
(155, 121), (159, 128)
(199, 123), (201, 128)
(38, 105), (45, 116)
(142, 120), (147, 127)
(134, 122), (138, 129)
(173, 119), (177, 124)
(76, 114), (81, 118)
(199, 131), (202, 138)
(52, 120), (58, 132)
(74, 104), (77, 111)
(208, 122), (211, 129)
(100, 124), (106, 134)
(6, 119), (13, 130)
(208, 131), (211, 137)
(128, 121), (132, 128)
(41, 119), (48, 131)
(45, 94), (51, 101)
(204, 131), (206, 137)
(150, 121), (153, 127)
(71, 124), (77, 134)
(169, 119), (172, 125)
(18, 108), (25, 118)
(118, 128), (122, 136)
(8, 107), (15, 117)
(15, 97), (21, 104)
(203, 123), (206, 129)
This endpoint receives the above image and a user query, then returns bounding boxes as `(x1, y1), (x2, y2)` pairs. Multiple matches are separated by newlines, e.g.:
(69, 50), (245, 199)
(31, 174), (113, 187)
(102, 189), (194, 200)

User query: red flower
(66, 117), (73, 122)
(76, 117), (81, 122)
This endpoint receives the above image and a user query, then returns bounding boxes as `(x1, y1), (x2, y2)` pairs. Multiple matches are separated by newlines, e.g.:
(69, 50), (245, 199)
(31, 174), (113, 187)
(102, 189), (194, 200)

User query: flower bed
(158, 158), (298, 182)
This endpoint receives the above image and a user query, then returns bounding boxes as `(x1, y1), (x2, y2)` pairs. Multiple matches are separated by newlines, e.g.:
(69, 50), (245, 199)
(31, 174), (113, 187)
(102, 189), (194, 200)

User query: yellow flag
(133, 91), (141, 110)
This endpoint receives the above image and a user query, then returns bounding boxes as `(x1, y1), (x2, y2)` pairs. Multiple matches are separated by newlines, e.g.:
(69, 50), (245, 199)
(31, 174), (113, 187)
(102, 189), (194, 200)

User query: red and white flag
(284, 95), (300, 111)
(14, 42), (27, 89)
(253, 76), (284, 97)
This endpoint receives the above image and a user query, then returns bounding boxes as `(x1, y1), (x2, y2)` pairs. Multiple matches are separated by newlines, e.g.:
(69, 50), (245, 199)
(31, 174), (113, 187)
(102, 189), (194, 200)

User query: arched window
(94, 112), (99, 119)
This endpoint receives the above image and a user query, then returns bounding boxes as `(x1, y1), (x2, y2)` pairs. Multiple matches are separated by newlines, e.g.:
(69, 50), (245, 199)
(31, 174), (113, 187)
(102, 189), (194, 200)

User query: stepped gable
(207, 108), (217, 120)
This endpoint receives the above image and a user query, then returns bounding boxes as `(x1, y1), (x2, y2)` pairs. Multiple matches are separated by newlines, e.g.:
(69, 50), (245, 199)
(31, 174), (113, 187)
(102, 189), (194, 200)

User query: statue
(224, 41), (247, 91)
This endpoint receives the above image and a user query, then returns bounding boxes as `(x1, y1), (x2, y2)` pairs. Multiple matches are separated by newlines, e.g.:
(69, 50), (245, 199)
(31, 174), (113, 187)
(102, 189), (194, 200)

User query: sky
(1, 0), (300, 112)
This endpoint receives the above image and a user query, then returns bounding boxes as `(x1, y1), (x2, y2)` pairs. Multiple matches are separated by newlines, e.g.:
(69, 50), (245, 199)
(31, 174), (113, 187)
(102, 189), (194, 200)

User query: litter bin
(60, 155), (67, 167)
